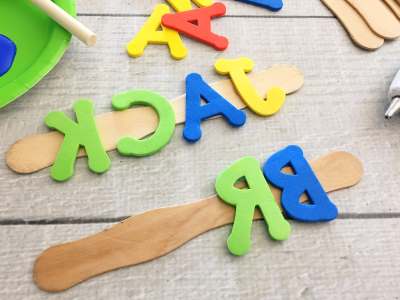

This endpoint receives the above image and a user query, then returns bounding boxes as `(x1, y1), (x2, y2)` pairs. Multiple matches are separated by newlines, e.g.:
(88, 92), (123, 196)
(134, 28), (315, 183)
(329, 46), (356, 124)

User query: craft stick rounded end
(321, 0), (385, 51)
(5, 141), (35, 174)
(5, 132), (62, 174)
(336, 151), (364, 186)
(269, 64), (305, 94)
(315, 151), (364, 192)
(33, 247), (70, 293)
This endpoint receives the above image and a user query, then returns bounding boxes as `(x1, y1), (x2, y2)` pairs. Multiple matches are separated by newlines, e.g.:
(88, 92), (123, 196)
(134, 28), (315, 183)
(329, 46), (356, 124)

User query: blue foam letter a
(183, 73), (246, 143)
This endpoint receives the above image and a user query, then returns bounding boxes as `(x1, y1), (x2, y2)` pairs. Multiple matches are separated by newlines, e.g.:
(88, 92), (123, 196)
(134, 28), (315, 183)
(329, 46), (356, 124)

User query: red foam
(162, 3), (229, 51)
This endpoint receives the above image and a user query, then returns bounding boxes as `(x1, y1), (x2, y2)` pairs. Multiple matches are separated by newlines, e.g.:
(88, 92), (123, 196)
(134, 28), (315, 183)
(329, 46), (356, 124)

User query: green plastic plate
(0, 0), (76, 109)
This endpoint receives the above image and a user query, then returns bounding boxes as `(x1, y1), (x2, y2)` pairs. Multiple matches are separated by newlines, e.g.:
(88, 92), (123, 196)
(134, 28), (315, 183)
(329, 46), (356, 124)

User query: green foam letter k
(215, 156), (291, 256)
(45, 100), (111, 182)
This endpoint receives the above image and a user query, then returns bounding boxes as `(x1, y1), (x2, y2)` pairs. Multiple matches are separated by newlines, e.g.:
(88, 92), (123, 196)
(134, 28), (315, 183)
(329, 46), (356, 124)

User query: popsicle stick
(6, 65), (304, 174)
(321, 0), (384, 50)
(30, 0), (96, 46)
(345, 0), (400, 39)
(383, 0), (400, 19)
(33, 151), (363, 292)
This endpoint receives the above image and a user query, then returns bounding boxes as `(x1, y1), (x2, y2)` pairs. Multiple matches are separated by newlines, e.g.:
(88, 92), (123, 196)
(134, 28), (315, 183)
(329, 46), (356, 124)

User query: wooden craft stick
(33, 151), (363, 292)
(345, 0), (400, 39)
(383, 0), (400, 19)
(321, 0), (384, 50)
(6, 65), (304, 174)
(30, 0), (96, 46)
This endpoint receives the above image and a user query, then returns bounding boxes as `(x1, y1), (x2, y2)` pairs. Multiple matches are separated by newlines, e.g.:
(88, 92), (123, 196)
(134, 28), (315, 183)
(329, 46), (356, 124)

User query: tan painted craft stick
(345, 0), (400, 39)
(33, 151), (363, 292)
(6, 65), (304, 174)
(383, 0), (400, 19)
(321, 0), (384, 50)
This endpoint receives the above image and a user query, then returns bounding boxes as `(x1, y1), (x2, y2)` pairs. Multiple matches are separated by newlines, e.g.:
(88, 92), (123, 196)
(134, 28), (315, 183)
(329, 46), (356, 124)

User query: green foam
(45, 100), (111, 182)
(0, 0), (75, 108)
(112, 90), (175, 156)
(215, 156), (291, 256)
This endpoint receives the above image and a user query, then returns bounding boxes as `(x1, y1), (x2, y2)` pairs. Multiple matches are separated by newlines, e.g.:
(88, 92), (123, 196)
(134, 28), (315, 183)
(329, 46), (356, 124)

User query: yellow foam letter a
(165, 0), (213, 12)
(127, 4), (187, 60)
(215, 57), (286, 116)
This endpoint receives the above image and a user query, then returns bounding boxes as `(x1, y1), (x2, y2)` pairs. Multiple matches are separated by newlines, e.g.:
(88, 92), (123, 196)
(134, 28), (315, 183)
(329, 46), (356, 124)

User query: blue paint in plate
(0, 34), (17, 77)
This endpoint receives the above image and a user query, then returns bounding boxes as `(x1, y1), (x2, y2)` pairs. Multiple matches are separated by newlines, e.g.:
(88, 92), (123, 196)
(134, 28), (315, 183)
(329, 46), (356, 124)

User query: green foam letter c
(112, 90), (176, 157)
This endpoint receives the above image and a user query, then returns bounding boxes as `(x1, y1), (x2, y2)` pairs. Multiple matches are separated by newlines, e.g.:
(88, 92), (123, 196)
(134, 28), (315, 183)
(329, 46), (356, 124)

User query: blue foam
(183, 73), (246, 143)
(236, 0), (283, 11)
(263, 145), (338, 222)
(0, 34), (17, 77)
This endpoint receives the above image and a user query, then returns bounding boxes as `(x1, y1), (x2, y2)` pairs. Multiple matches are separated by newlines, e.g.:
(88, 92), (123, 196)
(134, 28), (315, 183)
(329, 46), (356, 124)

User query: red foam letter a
(162, 3), (229, 51)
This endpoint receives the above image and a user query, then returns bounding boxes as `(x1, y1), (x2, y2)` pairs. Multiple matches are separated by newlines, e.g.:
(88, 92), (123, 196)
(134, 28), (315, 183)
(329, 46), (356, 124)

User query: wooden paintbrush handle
(33, 151), (363, 292)
(6, 65), (304, 174)
(30, 0), (97, 46)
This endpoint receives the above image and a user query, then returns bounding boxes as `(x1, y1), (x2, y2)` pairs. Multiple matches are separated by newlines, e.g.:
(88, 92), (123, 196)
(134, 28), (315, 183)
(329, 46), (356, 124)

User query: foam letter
(162, 3), (228, 50)
(112, 90), (175, 156)
(45, 100), (111, 182)
(165, 0), (213, 12)
(263, 145), (338, 222)
(127, 4), (187, 60)
(215, 57), (286, 116)
(215, 156), (291, 256)
(183, 73), (246, 143)
(236, 0), (283, 11)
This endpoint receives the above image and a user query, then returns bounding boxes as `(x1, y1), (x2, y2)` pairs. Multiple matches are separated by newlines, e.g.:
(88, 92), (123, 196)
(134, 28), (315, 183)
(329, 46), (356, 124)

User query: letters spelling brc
(45, 57), (286, 181)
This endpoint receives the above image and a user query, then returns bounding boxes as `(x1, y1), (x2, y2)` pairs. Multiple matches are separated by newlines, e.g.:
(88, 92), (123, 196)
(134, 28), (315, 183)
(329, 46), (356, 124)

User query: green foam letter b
(45, 100), (111, 182)
(215, 156), (291, 256)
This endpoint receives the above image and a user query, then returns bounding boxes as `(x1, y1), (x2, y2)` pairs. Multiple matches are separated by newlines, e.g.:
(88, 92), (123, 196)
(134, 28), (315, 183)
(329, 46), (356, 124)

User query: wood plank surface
(76, 0), (333, 16)
(1, 1), (400, 298)
(2, 219), (399, 299)
(1, 16), (400, 219)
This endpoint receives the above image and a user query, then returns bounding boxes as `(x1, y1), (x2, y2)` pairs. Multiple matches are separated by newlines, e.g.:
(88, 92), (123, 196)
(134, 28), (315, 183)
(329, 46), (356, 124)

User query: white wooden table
(1, 0), (400, 299)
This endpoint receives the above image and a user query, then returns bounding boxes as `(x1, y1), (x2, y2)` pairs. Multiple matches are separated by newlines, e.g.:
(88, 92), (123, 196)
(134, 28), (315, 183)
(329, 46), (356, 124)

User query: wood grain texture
(2, 16), (400, 221)
(6, 65), (304, 174)
(321, 0), (384, 50)
(33, 151), (363, 292)
(383, 0), (400, 19)
(2, 219), (400, 298)
(345, 0), (400, 39)
(1, 1), (400, 298)
(76, 0), (333, 16)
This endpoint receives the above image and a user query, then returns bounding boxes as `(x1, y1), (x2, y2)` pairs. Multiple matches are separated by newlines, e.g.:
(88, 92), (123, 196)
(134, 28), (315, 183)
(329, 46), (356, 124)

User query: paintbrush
(30, 0), (96, 46)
